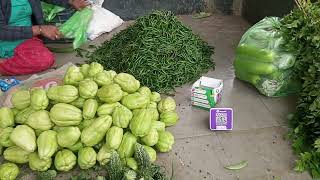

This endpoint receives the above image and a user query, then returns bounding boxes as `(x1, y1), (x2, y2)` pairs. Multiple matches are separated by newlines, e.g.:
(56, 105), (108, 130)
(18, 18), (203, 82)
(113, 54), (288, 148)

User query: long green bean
(86, 10), (215, 93)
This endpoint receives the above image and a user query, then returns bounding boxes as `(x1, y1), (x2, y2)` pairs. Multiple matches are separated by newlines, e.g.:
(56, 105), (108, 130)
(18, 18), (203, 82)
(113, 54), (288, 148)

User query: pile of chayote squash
(0, 62), (179, 180)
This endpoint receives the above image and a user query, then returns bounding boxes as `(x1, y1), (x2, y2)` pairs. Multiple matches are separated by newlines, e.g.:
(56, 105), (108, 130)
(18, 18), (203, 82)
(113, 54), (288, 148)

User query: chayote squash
(30, 88), (49, 110)
(0, 163), (19, 180)
(34, 129), (44, 137)
(47, 85), (78, 103)
(50, 103), (82, 126)
(67, 141), (83, 152)
(10, 125), (36, 152)
(97, 144), (114, 165)
(11, 108), (20, 116)
(147, 102), (157, 109)
(112, 105), (133, 128)
(126, 157), (138, 170)
(117, 132), (137, 158)
(155, 131), (175, 152)
(80, 64), (90, 77)
(4, 146), (30, 163)
(79, 79), (98, 99)
(25, 110), (53, 131)
(15, 107), (36, 124)
(88, 62), (104, 77)
(37, 130), (58, 160)
(138, 86), (151, 97)
(64, 65), (84, 86)
(157, 97), (176, 113)
(83, 99), (98, 119)
(78, 118), (94, 130)
(141, 129), (159, 146)
(97, 84), (123, 103)
(94, 70), (115, 86)
(129, 109), (153, 137)
(122, 92), (129, 97)
(114, 73), (140, 93)
(81, 115), (112, 146)
(57, 127), (81, 147)
(143, 145), (157, 162)
(97, 102), (120, 116)
(78, 147), (97, 169)
(151, 121), (166, 132)
(149, 108), (159, 121)
(160, 111), (179, 127)
(151, 92), (161, 102)
(0, 127), (14, 147)
(0, 107), (14, 128)
(121, 93), (149, 110)
(105, 126), (123, 149)
(28, 152), (52, 171)
(70, 97), (86, 109)
(54, 149), (77, 171)
(11, 90), (30, 110)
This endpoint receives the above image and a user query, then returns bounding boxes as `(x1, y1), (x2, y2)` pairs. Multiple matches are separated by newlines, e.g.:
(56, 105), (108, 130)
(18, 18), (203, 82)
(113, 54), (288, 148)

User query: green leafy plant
(279, 0), (320, 178)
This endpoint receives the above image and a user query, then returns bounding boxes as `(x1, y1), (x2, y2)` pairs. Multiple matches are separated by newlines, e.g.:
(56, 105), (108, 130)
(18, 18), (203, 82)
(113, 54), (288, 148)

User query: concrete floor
(2, 15), (313, 180)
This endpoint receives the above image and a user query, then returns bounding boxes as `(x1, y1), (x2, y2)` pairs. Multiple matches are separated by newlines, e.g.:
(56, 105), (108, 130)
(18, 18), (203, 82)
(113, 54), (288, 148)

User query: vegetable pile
(278, 0), (320, 178)
(0, 62), (179, 180)
(84, 10), (214, 93)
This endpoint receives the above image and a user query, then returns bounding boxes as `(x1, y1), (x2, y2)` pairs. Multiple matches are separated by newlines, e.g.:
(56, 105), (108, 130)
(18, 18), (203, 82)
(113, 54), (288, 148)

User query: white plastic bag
(88, 0), (104, 7)
(87, 6), (124, 40)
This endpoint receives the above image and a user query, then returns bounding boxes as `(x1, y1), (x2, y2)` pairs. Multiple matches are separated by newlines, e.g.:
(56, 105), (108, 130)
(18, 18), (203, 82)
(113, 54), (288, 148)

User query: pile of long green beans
(87, 11), (214, 93)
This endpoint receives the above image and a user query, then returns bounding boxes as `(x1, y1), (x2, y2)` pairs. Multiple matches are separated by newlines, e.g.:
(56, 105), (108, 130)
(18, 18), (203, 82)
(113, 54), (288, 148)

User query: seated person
(0, 0), (89, 76)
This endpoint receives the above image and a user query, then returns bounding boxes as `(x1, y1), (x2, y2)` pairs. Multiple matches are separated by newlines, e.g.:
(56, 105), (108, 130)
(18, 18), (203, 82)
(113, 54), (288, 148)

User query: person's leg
(0, 38), (55, 75)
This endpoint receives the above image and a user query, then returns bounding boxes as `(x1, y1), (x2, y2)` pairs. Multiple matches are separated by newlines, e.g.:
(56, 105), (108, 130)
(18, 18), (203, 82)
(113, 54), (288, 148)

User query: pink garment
(0, 38), (55, 75)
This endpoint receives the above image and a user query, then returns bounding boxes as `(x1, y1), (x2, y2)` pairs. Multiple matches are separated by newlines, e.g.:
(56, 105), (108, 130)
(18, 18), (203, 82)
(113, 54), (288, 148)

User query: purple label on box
(210, 108), (233, 130)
